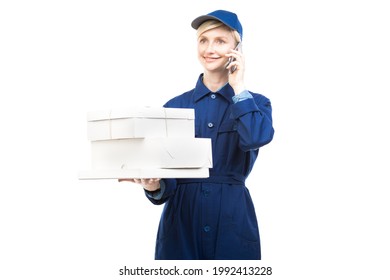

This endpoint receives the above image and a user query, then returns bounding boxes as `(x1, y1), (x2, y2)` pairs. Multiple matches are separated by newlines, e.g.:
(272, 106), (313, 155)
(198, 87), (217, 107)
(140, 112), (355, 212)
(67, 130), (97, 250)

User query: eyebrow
(198, 35), (229, 41)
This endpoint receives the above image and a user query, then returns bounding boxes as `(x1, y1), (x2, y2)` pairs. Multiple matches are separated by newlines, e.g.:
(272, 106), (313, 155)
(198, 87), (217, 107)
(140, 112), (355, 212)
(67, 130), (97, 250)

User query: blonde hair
(196, 20), (241, 43)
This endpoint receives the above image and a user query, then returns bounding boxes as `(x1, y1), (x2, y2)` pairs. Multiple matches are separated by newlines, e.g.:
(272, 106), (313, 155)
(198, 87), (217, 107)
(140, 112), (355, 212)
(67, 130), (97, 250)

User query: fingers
(118, 178), (160, 185)
(226, 51), (244, 74)
(118, 178), (136, 183)
(226, 48), (243, 61)
(140, 178), (160, 185)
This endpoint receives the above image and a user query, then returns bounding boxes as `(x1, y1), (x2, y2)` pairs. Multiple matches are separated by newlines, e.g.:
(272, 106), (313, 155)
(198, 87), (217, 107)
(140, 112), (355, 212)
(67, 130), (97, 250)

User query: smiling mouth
(204, 57), (220, 62)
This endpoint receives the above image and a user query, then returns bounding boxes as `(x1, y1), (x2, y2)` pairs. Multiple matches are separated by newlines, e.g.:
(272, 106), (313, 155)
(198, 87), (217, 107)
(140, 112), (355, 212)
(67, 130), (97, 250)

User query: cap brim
(191, 15), (224, 30)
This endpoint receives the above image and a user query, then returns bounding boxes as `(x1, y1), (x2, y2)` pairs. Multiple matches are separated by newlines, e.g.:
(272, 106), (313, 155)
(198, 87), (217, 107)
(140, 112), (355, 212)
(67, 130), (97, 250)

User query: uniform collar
(193, 74), (235, 103)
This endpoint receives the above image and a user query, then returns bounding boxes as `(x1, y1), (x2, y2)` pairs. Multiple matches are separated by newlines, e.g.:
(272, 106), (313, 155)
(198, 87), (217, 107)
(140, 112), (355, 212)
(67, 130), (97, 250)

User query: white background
(1, 0), (389, 279)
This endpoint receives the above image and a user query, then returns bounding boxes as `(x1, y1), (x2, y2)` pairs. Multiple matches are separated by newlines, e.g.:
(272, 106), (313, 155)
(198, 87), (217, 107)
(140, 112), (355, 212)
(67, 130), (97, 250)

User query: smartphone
(227, 42), (242, 74)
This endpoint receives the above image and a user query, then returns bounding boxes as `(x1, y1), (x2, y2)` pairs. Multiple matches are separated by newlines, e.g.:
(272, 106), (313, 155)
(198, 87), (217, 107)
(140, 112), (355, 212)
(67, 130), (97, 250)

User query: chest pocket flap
(218, 120), (237, 133)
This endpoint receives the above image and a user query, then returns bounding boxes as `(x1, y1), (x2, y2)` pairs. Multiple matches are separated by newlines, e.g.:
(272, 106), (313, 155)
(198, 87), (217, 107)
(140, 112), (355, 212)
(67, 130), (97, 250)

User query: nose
(205, 42), (215, 53)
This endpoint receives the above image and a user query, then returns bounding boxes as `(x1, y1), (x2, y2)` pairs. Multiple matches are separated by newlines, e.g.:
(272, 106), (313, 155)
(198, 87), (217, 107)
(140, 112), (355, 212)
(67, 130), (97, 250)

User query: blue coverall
(146, 74), (274, 260)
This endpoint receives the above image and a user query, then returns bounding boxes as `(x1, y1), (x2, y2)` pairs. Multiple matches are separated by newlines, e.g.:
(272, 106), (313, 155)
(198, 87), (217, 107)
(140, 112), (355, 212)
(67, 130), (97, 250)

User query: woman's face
(197, 26), (237, 73)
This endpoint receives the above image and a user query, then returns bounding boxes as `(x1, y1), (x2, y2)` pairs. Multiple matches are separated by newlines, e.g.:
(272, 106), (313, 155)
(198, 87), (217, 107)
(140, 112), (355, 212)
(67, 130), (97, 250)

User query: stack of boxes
(78, 107), (213, 179)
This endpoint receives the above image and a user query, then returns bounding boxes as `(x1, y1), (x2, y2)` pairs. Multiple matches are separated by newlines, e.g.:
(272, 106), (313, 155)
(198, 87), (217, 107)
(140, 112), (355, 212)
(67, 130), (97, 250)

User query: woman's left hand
(226, 48), (246, 94)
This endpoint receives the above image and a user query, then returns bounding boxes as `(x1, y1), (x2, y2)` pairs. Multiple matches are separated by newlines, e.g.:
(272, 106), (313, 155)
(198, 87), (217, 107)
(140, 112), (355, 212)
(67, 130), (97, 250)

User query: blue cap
(191, 10), (243, 40)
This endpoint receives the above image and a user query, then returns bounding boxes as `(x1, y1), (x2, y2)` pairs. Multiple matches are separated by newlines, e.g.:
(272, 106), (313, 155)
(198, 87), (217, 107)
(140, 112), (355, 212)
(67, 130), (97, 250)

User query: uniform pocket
(215, 120), (239, 164)
(156, 201), (178, 241)
(218, 120), (237, 133)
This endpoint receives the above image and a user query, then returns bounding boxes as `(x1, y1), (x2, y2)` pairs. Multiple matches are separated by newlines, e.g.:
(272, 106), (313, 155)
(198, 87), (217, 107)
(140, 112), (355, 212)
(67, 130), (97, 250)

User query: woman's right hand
(118, 178), (161, 192)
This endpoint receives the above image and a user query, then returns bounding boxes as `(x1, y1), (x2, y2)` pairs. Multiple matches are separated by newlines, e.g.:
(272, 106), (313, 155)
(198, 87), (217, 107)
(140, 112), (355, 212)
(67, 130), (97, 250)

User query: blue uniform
(146, 74), (274, 260)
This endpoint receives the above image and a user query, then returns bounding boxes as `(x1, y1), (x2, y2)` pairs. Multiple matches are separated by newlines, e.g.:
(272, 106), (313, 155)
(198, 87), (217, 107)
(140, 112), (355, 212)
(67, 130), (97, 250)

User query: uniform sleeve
(144, 179), (177, 205)
(230, 93), (274, 151)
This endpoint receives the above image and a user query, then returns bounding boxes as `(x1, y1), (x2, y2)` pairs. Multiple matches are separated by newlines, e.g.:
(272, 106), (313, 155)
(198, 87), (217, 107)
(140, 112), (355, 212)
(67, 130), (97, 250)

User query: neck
(202, 72), (229, 92)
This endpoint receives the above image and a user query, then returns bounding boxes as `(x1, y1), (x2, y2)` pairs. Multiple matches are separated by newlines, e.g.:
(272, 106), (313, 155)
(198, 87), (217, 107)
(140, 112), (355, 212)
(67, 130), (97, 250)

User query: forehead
(198, 25), (234, 39)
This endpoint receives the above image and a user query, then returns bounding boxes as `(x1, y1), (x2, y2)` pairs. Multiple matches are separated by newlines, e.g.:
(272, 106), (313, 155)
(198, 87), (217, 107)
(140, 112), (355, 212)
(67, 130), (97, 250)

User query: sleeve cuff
(145, 180), (166, 200)
(232, 90), (253, 104)
(230, 97), (260, 119)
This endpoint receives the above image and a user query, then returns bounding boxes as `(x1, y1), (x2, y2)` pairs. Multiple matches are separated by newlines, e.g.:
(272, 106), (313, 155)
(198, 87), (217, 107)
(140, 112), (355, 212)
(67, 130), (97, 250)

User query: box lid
(87, 107), (194, 122)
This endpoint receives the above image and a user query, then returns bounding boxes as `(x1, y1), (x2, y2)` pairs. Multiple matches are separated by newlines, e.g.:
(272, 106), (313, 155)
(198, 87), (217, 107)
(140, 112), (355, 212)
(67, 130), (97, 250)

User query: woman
(121, 10), (274, 260)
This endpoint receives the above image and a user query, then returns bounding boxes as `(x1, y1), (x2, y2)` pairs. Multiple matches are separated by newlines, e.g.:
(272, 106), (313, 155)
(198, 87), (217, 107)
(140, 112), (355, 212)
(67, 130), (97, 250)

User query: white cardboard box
(87, 107), (195, 140)
(90, 138), (213, 169)
(78, 167), (209, 180)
